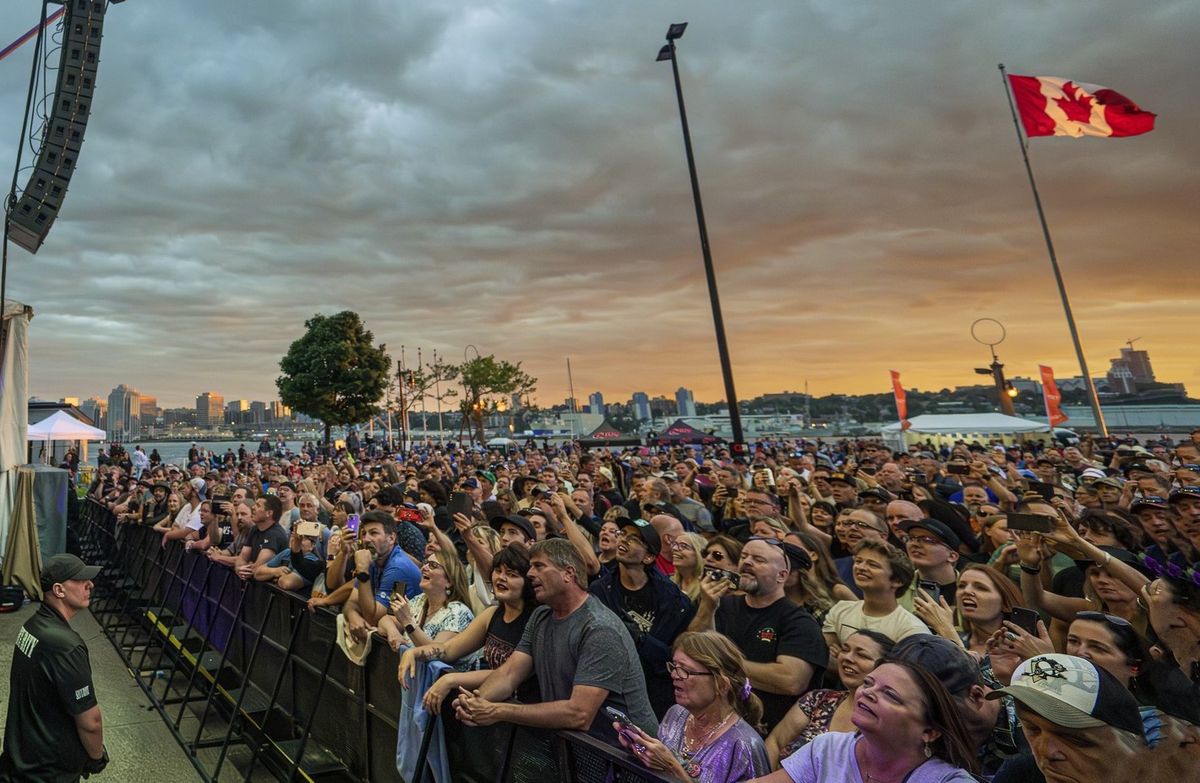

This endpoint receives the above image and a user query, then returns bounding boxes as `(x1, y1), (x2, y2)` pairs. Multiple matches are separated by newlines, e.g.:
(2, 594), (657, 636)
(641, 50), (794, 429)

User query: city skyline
(2, 3), (1196, 406)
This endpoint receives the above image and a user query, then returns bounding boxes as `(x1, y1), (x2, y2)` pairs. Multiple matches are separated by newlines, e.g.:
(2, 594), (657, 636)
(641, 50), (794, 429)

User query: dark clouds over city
(1, 1), (1196, 408)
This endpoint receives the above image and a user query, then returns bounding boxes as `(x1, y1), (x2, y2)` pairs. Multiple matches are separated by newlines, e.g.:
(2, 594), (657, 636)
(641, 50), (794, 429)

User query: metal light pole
(657, 23), (744, 448)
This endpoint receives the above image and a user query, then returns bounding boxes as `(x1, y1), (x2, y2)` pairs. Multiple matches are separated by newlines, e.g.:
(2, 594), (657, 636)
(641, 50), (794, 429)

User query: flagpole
(998, 64), (1108, 437)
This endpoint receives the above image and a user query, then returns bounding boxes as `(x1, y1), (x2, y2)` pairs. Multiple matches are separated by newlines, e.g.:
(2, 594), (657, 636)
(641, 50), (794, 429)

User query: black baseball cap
(887, 634), (983, 696)
(40, 554), (101, 590)
(827, 472), (856, 486)
(489, 514), (536, 543)
(899, 518), (962, 551)
(621, 518), (661, 556)
(858, 487), (893, 503)
(1130, 495), (1170, 513)
(781, 542), (813, 572)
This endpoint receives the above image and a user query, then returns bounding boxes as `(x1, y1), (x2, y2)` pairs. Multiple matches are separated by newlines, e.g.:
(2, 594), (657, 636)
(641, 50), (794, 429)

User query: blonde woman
(671, 532), (708, 604)
(379, 552), (480, 670)
(617, 631), (770, 783)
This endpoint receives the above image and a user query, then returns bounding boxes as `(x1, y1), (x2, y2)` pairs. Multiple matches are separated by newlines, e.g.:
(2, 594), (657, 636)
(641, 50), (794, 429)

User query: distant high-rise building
(588, 392), (605, 416)
(631, 392), (651, 422)
(80, 397), (106, 429)
(225, 399), (250, 426)
(250, 401), (267, 425)
(139, 396), (159, 420)
(649, 396), (676, 418)
(675, 387), (696, 417)
(267, 401), (290, 422)
(107, 384), (140, 441)
(1106, 344), (1156, 395)
(196, 392), (225, 427)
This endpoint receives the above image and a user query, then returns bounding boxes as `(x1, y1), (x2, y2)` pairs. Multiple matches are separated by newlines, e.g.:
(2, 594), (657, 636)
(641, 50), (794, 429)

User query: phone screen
(449, 491), (474, 518)
(918, 580), (941, 602)
(1006, 512), (1053, 533)
(346, 513), (360, 533)
(1006, 608), (1040, 635)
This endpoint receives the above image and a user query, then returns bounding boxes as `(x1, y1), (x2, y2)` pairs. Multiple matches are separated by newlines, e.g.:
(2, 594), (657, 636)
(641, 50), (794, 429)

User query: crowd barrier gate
(74, 500), (672, 783)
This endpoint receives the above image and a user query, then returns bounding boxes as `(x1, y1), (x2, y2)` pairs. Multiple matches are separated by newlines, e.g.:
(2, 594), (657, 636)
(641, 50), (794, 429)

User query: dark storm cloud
(0, 0), (1195, 407)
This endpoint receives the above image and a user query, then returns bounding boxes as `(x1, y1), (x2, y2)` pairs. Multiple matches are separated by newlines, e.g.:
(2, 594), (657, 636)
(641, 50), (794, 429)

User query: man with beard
(688, 538), (827, 732)
(341, 511), (421, 643)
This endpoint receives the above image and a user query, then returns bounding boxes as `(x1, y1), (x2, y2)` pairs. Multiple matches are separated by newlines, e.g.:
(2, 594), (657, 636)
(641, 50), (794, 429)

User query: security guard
(0, 554), (109, 781)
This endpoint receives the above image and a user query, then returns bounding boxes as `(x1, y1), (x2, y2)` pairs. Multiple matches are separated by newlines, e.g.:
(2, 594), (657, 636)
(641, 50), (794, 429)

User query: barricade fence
(73, 500), (672, 783)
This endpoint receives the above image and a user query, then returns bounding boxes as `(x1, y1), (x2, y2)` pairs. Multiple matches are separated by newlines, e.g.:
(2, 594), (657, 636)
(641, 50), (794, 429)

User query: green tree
(276, 311), (391, 451)
(455, 355), (537, 445)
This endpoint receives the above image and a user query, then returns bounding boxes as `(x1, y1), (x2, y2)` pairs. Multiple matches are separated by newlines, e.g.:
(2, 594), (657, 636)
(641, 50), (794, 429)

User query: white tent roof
(26, 410), (106, 441)
(881, 413), (1049, 435)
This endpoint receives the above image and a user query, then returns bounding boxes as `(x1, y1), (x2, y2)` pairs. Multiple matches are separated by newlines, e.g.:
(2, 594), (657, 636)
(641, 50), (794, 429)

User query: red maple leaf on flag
(1054, 82), (1094, 123)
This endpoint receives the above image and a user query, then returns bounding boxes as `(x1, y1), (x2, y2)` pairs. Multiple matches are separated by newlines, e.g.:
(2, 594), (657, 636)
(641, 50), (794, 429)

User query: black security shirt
(0, 603), (97, 782)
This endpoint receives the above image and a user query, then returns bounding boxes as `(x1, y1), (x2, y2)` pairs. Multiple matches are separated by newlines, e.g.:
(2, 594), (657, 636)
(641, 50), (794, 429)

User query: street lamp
(656, 22), (745, 450)
(971, 318), (1017, 416)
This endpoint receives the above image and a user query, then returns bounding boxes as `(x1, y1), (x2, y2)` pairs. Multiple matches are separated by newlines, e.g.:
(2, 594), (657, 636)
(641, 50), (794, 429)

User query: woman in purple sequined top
(615, 631), (770, 783)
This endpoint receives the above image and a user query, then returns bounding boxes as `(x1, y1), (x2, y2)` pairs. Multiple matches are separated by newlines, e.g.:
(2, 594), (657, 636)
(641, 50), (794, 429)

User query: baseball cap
(621, 518), (661, 556)
(474, 470), (496, 484)
(1169, 486), (1200, 503)
(988, 653), (1143, 735)
(488, 514), (536, 543)
(899, 518), (962, 551)
(1093, 476), (1123, 489)
(189, 477), (206, 492)
(886, 634), (983, 696)
(827, 472), (856, 486)
(780, 542), (813, 572)
(1130, 495), (1170, 513)
(40, 554), (102, 590)
(858, 487), (893, 503)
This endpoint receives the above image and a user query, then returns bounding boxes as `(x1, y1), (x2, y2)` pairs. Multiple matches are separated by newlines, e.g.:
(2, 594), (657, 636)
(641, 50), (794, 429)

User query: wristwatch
(355, 571), (370, 583)
(404, 623), (416, 635)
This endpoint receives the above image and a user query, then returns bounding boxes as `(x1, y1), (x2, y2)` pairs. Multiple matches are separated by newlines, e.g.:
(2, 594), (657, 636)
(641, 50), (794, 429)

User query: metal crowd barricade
(71, 499), (677, 783)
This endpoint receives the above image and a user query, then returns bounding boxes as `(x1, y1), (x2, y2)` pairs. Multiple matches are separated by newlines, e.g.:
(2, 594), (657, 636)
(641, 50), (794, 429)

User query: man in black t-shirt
(1, 554), (109, 781)
(689, 537), (828, 731)
(232, 495), (289, 580)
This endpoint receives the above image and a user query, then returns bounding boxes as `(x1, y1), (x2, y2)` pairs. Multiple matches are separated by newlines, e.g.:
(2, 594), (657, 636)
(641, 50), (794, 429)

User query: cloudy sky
(1, 1), (1196, 409)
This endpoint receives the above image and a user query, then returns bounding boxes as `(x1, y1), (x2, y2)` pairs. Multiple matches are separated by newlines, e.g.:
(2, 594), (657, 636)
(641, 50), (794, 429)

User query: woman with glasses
(672, 532), (708, 604)
(764, 630), (895, 767)
(379, 551), (479, 669)
(615, 631), (770, 783)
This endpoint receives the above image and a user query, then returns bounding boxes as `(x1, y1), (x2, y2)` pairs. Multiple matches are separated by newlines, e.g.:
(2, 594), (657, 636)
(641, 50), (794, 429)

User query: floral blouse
(403, 594), (480, 671)
(780, 689), (849, 759)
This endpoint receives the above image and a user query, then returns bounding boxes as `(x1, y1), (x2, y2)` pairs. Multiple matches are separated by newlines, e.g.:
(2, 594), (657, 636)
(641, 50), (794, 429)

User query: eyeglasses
(702, 550), (726, 562)
(904, 535), (946, 548)
(835, 519), (887, 534)
(670, 540), (694, 551)
(666, 661), (714, 680)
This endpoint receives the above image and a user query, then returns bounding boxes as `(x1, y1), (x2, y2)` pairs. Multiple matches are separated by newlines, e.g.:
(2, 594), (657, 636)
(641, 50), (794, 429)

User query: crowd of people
(83, 429), (1200, 782)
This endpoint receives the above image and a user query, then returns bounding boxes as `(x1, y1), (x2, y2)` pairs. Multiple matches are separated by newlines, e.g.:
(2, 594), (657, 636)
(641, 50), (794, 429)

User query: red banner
(890, 370), (911, 431)
(1039, 365), (1069, 426)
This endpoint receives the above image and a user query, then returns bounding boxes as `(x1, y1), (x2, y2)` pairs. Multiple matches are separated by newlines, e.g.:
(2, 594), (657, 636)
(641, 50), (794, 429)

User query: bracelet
(1097, 551), (1112, 568)
(1020, 564), (1041, 575)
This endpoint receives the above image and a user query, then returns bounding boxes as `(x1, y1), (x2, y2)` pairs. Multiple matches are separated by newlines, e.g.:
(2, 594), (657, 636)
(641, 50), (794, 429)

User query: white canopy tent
(27, 410), (106, 441)
(1, 300), (33, 568)
(881, 413), (1050, 453)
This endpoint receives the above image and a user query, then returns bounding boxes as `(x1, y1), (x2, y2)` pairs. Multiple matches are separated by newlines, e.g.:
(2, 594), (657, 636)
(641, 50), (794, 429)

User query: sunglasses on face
(702, 549), (726, 562)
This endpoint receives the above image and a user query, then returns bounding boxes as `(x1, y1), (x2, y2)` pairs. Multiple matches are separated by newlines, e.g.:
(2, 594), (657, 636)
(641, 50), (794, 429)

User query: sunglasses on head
(1075, 610), (1132, 628)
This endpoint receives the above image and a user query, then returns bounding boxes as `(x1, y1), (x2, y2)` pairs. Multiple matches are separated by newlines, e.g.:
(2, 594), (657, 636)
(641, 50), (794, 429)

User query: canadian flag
(1008, 74), (1155, 138)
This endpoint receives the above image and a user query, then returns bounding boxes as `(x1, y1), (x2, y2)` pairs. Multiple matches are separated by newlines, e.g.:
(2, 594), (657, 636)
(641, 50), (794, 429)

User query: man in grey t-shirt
(454, 539), (657, 741)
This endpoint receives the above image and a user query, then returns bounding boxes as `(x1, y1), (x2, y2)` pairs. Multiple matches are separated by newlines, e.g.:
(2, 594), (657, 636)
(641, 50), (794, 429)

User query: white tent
(1, 300), (33, 559)
(27, 410), (106, 441)
(881, 413), (1050, 452)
